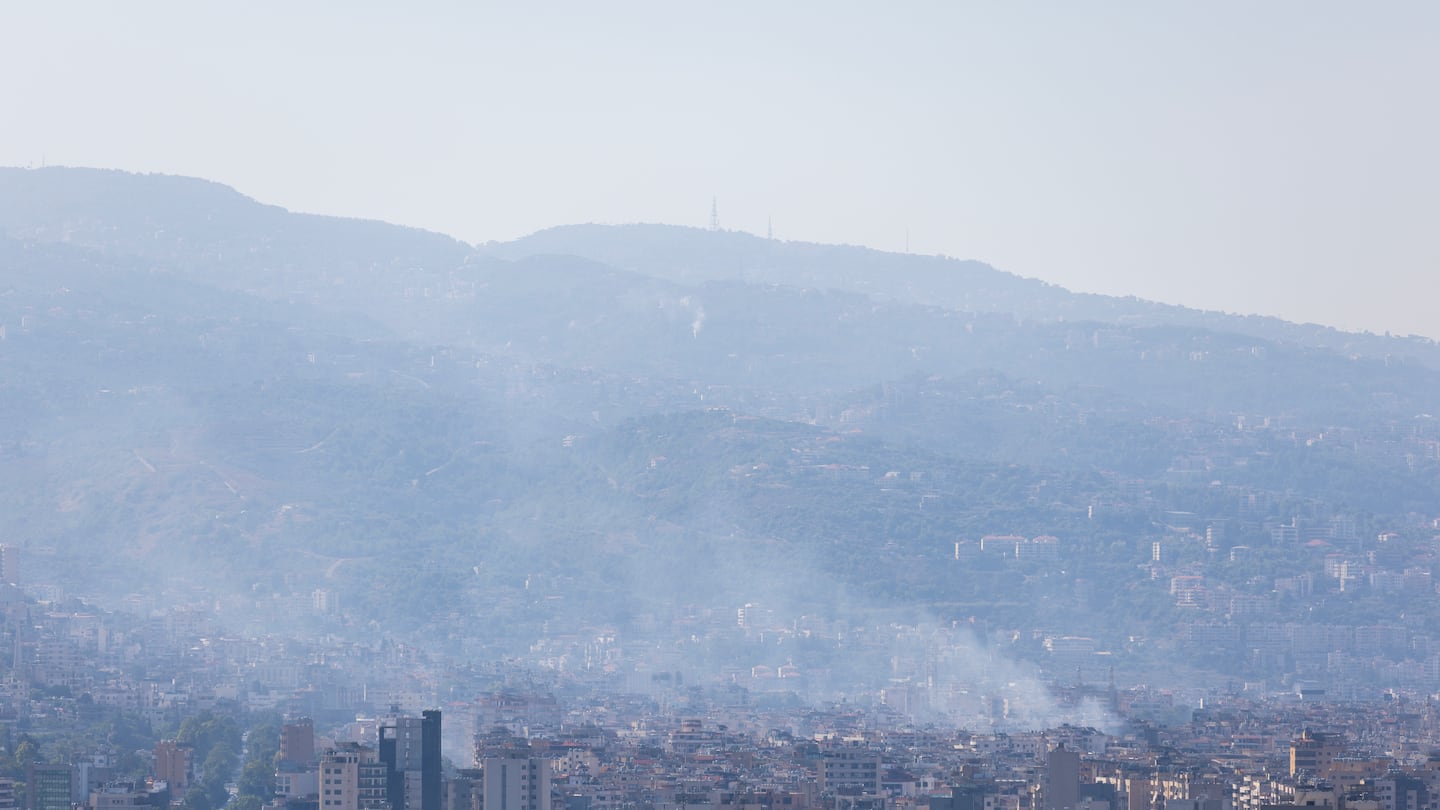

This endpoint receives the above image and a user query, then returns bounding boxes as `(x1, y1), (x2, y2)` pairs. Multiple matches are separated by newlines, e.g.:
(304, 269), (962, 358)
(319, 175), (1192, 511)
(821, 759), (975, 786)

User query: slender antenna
(767, 215), (773, 240)
(710, 197), (720, 231)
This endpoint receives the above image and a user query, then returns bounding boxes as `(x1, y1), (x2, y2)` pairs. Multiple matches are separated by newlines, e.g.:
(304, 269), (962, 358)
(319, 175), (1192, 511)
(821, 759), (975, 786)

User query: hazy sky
(3, 3), (1437, 337)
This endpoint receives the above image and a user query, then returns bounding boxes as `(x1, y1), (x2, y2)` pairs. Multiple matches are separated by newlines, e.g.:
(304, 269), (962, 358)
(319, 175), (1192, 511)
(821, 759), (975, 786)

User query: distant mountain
(0, 166), (469, 342)
(2, 167), (1438, 682)
(7, 167), (1434, 366)
(495, 223), (1440, 367)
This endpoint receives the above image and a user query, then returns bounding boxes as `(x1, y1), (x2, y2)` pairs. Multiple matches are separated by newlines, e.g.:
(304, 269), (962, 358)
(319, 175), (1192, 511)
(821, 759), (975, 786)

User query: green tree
(183, 785), (212, 810)
(236, 760), (274, 802)
(11, 739), (37, 774)
(202, 743), (237, 787)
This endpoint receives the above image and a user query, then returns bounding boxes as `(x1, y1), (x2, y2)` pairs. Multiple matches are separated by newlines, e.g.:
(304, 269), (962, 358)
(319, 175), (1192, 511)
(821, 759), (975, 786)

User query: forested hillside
(2, 168), (1438, 684)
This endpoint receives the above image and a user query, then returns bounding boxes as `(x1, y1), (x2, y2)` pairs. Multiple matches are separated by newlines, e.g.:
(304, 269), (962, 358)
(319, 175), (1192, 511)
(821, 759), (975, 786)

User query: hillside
(1, 167), (1438, 687)
(496, 223), (1440, 368)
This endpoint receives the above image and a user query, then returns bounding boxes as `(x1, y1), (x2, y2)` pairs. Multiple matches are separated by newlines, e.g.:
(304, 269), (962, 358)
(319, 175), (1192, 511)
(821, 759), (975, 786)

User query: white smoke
(667, 295), (706, 338)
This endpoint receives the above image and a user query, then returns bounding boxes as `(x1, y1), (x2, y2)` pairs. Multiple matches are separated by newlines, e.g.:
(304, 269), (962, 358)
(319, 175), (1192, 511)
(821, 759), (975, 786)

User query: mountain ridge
(5, 167), (1435, 360)
(497, 222), (1440, 364)
(2, 166), (1438, 690)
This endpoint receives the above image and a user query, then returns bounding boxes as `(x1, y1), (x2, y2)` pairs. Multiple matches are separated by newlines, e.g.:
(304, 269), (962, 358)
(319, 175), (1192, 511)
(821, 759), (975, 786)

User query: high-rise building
(282, 718), (317, 765)
(319, 744), (389, 810)
(444, 770), (481, 810)
(1045, 744), (1080, 810)
(1377, 775), (1429, 810)
(154, 741), (192, 794)
(1290, 730), (1343, 779)
(818, 746), (881, 795)
(27, 764), (72, 810)
(479, 755), (551, 810)
(74, 758), (115, 806)
(380, 710), (441, 810)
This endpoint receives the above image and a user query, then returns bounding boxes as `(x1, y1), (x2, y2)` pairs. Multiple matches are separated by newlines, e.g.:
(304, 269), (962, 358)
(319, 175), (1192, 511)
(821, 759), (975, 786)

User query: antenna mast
(709, 197), (720, 231)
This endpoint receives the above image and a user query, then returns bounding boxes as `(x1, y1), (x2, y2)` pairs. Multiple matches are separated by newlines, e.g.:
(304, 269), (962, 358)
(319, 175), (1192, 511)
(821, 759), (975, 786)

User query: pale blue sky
(3, 3), (1436, 336)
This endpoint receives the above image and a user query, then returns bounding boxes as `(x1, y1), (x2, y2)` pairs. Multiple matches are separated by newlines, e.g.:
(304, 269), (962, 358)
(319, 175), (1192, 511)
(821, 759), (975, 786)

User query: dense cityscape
(6, 524), (1440, 810)
(4, 138), (1440, 810)
(6, 7), (1440, 810)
